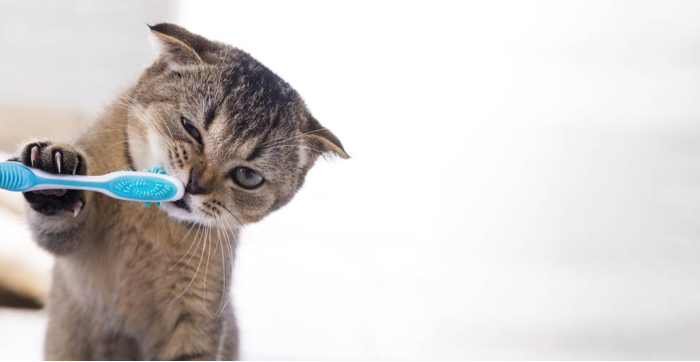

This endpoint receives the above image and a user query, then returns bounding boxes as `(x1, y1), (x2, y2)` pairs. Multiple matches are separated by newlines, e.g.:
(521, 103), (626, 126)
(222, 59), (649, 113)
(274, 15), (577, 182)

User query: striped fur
(18, 23), (346, 360)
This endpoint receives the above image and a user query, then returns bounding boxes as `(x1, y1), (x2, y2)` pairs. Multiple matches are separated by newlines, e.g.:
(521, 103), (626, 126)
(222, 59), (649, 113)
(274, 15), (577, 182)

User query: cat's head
(125, 23), (347, 227)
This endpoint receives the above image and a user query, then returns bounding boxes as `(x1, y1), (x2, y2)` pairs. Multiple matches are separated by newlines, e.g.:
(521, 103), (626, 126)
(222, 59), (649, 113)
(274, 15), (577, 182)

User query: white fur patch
(146, 127), (165, 169)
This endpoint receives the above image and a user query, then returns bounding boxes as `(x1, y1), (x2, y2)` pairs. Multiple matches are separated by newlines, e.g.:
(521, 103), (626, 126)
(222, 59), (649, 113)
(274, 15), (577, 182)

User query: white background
(2, 0), (700, 359)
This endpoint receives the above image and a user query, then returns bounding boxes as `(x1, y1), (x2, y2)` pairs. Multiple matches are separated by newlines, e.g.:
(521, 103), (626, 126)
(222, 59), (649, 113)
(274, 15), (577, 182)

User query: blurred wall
(0, 0), (179, 335)
(0, 0), (178, 151)
(2, 1), (700, 360)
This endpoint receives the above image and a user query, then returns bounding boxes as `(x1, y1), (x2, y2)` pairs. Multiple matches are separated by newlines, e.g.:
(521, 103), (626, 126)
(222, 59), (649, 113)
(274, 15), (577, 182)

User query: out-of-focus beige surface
(0, 151), (53, 305)
(0, 105), (89, 154)
(0, 107), (68, 307)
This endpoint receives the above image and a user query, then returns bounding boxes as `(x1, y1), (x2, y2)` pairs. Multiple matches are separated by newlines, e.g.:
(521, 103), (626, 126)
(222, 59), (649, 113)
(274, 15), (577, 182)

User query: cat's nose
(186, 169), (210, 195)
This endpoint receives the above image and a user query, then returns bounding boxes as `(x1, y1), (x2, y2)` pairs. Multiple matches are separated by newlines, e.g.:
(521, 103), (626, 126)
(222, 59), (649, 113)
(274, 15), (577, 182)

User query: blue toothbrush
(0, 161), (185, 203)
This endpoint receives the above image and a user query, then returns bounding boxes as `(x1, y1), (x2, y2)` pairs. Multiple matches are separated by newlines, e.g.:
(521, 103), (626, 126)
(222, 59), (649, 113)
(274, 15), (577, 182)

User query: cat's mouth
(172, 198), (191, 212)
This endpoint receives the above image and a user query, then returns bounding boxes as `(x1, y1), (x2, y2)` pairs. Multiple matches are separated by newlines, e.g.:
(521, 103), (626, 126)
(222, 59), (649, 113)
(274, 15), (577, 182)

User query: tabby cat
(12, 23), (347, 360)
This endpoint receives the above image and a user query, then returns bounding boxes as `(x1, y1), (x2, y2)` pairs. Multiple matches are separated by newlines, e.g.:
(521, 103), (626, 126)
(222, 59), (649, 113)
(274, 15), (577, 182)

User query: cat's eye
(231, 167), (264, 189)
(181, 117), (203, 144)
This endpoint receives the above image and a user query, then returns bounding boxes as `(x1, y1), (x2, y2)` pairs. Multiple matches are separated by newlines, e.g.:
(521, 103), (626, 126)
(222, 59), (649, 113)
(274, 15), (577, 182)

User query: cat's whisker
(218, 220), (233, 287)
(214, 226), (227, 319)
(212, 227), (220, 254)
(172, 225), (209, 302)
(142, 111), (171, 144)
(172, 221), (197, 249)
(205, 216), (234, 324)
(159, 222), (198, 278)
(118, 97), (171, 142)
(211, 216), (238, 321)
(92, 104), (149, 140)
(106, 140), (132, 150)
(118, 96), (171, 142)
(221, 220), (236, 308)
(148, 104), (175, 139)
(215, 216), (236, 270)
(222, 215), (239, 249)
(219, 204), (245, 234)
(167, 223), (203, 302)
(203, 226), (215, 317)
(176, 223), (204, 274)
(90, 128), (131, 135)
(115, 101), (170, 143)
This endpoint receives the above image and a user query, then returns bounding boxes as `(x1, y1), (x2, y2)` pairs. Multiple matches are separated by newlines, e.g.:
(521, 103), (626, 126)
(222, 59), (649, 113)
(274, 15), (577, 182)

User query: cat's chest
(79, 214), (231, 321)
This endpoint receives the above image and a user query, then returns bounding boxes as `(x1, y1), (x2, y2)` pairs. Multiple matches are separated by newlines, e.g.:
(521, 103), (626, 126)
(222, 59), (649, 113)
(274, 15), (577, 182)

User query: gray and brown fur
(13, 23), (347, 360)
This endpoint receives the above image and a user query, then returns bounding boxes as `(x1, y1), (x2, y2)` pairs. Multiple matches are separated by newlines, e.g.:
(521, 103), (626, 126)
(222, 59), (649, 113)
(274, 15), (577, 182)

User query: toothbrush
(0, 161), (185, 203)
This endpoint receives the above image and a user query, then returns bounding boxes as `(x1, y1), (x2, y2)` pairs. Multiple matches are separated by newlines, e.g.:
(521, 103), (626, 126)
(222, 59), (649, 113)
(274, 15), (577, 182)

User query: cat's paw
(17, 141), (88, 217)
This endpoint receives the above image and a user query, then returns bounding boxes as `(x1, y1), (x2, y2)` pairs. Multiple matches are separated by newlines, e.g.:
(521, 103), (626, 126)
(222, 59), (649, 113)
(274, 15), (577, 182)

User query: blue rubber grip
(0, 162), (36, 191)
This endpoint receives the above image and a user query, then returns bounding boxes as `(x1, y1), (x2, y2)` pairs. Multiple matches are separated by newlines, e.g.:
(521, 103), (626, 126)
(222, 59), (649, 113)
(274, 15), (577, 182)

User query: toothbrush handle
(27, 167), (185, 202)
(28, 168), (112, 192)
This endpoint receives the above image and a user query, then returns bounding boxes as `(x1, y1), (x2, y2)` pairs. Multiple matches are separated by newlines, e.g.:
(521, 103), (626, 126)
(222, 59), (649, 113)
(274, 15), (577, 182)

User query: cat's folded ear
(303, 115), (349, 161)
(148, 23), (213, 67)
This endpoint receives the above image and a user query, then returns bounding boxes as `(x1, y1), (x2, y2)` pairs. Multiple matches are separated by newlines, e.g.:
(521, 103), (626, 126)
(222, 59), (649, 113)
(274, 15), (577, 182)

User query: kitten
(12, 23), (347, 360)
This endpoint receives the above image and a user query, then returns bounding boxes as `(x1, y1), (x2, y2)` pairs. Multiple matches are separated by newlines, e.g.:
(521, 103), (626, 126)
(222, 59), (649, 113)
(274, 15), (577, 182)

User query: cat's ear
(303, 115), (349, 160)
(148, 23), (209, 67)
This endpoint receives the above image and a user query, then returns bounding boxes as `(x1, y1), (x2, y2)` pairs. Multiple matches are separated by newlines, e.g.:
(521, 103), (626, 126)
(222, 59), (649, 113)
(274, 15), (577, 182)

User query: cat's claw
(73, 200), (83, 217)
(30, 146), (39, 167)
(19, 141), (88, 217)
(55, 151), (62, 174)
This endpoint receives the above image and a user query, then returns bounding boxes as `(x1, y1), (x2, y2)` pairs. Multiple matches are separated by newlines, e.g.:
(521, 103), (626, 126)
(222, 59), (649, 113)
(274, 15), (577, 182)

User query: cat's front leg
(14, 141), (92, 255)
(152, 315), (226, 361)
